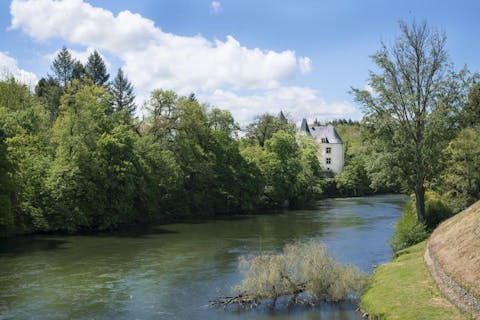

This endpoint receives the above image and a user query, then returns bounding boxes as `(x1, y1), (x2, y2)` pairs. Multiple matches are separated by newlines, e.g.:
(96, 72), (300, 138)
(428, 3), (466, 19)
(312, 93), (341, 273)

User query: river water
(0, 195), (406, 320)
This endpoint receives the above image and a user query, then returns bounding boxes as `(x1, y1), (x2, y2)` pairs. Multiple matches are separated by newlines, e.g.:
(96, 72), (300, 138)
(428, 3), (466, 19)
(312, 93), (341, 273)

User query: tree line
(2, 20), (480, 237)
(0, 48), (329, 236)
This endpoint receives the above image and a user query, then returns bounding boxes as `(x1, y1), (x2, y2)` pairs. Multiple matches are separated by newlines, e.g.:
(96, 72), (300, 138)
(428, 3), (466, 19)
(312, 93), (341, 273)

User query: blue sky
(1, 0), (479, 124)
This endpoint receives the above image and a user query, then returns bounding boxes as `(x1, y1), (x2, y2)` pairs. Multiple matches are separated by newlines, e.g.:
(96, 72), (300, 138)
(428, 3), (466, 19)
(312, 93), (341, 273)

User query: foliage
(391, 197), (429, 253)
(0, 127), (14, 236)
(461, 82), (480, 127)
(85, 50), (109, 86)
(51, 46), (75, 88)
(231, 241), (367, 307)
(361, 241), (464, 320)
(35, 76), (62, 123)
(422, 191), (454, 230)
(245, 113), (295, 147)
(439, 127), (480, 211)
(353, 20), (467, 222)
(110, 68), (136, 115)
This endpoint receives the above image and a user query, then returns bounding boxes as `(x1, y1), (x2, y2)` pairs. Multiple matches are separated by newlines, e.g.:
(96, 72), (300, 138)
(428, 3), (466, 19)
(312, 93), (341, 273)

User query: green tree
(145, 89), (179, 142)
(353, 21), (463, 221)
(47, 80), (111, 231)
(35, 76), (62, 123)
(85, 50), (109, 86)
(111, 68), (136, 115)
(51, 46), (75, 88)
(295, 135), (324, 204)
(245, 113), (295, 147)
(207, 107), (239, 137)
(440, 127), (480, 210)
(461, 82), (480, 127)
(0, 127), (14, 236)
(72, 61), (86, 81)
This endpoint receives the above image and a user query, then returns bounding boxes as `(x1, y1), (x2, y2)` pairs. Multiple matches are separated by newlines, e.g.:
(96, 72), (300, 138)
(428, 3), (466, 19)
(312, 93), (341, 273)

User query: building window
(326, 147), (331, 154)
(326, 158), (331, 164)
(321, 138), (327, 143)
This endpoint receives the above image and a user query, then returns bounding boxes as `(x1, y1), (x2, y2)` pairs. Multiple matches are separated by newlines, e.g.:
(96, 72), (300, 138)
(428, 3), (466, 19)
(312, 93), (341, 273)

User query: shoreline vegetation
(360, 241), (464, 320)
(0, 52), (395, 238)
(362, 200), (480, 319)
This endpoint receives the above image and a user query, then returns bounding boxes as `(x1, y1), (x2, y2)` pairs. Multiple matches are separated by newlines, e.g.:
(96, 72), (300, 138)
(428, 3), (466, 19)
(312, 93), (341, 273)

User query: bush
(391, 191), (455, 254)
(391, 206), (429, 254)
(220, 241), (368, 308)
(423, 191), (454, 230)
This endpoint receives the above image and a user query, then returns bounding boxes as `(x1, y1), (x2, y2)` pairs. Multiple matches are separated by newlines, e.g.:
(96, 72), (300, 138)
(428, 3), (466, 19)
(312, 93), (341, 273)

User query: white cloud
(205, 87), (357, 124)
(299, 57), (312, 74)
(9, 0), (358, 123)
(10, 0), (298, 92)
(210, 1), (221, 14)
(0, 52), (37, 86)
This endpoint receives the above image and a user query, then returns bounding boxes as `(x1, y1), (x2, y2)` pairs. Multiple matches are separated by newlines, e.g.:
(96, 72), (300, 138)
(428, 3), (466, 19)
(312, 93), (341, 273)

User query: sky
(1, 0), (480, 125)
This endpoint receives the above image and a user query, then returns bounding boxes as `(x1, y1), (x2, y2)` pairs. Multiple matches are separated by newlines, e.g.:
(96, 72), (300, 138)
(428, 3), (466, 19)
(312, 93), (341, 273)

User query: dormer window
(321, 137), (329, 143)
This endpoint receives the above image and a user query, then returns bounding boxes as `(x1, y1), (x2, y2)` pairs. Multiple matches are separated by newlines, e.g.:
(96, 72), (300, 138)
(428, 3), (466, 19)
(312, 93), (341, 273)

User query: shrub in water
(212, 240), (368, 308)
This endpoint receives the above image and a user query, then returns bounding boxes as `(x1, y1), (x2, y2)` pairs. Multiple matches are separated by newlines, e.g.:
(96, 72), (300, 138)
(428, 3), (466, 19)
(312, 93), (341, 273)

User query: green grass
(361, 241), (465, 320)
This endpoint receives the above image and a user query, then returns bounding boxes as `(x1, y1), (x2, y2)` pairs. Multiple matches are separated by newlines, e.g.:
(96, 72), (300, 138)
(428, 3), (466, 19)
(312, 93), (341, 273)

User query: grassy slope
(429, 201), (480, 298)
(361, 241), (465, 320)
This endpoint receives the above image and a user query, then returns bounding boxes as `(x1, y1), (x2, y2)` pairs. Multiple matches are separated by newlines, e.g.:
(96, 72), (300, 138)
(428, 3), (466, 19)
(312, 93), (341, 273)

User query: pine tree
(85, 50), (109, 86)
(51, 46), (75, 88)
(111, 68), (136, 115)
(72, 61), (85, 81)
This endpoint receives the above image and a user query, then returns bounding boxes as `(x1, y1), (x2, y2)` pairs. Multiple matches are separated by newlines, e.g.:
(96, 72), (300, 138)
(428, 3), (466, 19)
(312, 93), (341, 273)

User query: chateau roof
(299, 118), (342, 144)
(300, 118), (310, 134)
(310, 125), (343, 144)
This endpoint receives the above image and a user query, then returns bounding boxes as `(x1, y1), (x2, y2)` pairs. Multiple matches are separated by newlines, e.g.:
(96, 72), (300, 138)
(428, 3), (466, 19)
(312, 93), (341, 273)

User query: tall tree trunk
(415, 183), (426, 222)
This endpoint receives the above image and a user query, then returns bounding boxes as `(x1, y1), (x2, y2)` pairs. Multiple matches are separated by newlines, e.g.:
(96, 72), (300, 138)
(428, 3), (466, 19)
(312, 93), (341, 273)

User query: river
(0, 194), (406, 320)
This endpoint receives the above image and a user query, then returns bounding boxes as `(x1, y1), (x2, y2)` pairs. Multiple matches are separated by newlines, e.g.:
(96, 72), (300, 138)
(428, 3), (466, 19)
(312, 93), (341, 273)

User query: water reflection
(0, 194), (406, 320)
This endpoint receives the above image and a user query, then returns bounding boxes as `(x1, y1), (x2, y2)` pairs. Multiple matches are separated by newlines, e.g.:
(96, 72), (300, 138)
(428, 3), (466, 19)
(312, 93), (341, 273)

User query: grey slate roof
(300, 118), (310, 134)
(299, 118), (342, 144)
(310, 125), (343, 144)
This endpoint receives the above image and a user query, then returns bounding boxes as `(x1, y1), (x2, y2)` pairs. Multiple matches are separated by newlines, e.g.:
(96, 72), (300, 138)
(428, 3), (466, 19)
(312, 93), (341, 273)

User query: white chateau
(300, 118), (344, 175)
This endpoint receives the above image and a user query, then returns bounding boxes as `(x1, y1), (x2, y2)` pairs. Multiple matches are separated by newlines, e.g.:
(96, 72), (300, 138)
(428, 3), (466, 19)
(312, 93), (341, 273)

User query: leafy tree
(440, 127), (480, 210)
(245, 113), (295, 147)
(0, 77), (32, 111)
(336, 156), (371, 196)
(295, 135), (324, 204)
(0, 127), (14, 236)
(461, 82), (480, 127)
(35, 76), (62, 123)
(247, 130), (301, 206)
(111, 68), (136, 115)
(145, 89), (179, 142)
(207, 107), (239, 137)
(51, 46), (75, 88)
(85, 50), (109, 86)
(47, 80), (111, 231)
(353, 21), (464, 221)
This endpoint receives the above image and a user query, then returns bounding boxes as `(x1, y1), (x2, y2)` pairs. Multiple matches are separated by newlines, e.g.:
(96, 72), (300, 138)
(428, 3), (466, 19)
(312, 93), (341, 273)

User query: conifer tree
(85, 50), (109, 86)
(111, 68), (136, 115)
(51, 46), (75, 88)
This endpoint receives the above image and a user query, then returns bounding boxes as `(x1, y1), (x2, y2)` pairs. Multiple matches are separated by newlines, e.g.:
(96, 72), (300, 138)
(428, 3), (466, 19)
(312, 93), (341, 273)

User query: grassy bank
(361, 241), (465, 320)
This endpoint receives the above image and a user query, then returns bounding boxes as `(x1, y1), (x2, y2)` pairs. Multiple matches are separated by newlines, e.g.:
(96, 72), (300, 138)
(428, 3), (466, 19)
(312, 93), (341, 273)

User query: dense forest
(1, 29), (480, 237)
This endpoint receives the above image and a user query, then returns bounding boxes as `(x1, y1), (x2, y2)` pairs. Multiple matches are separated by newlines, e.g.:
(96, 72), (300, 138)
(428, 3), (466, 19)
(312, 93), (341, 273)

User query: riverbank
(360, 241), (465, 320)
